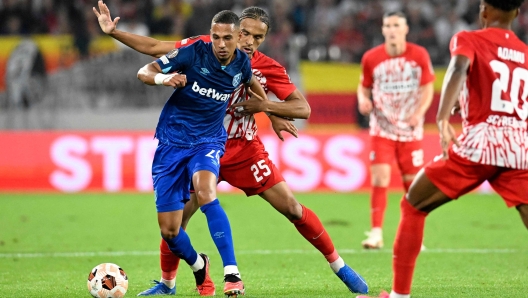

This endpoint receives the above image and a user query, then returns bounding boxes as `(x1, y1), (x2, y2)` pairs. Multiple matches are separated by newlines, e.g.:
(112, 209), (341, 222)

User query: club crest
(232, 73), (242, 87)
(166, 49), (179, 58)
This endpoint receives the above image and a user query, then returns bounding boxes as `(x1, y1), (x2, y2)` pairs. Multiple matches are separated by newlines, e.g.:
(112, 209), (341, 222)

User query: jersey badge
(167, 49), (179, 58)
(200, 68), (210, 76)
(232, 72), (242, 87)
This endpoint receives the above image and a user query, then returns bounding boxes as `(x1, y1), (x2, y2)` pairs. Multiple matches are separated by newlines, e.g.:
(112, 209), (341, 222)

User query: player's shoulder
(178, 35), (210, 47)
(252, 51), (286, 71)
(363, 44), (385, 59)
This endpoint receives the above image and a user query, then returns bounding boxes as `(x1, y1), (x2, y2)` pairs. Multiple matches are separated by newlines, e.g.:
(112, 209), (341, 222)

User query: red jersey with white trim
(361, 42), (435, 141)
(175, 36), (296, 141)
(449, 29), (528, 169)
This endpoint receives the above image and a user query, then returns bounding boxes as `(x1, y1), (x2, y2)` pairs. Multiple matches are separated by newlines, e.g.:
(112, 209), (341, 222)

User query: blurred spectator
(329, 13), (366, 63)
(0, 0), (526, 65)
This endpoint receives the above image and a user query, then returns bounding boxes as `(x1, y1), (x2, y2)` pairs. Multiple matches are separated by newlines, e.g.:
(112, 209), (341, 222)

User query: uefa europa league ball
(87, 263), (129, 298)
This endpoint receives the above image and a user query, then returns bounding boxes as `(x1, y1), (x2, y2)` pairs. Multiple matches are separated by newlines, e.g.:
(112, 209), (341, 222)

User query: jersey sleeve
(155, 44), (195, 74)
(174, 35), (210, 49)
(449, 31), (475, 65)
(417, 47), (435, 85)
(242, 57), (252, 84)
(264, 64), (296, 101)
(360, 51), (374, 88)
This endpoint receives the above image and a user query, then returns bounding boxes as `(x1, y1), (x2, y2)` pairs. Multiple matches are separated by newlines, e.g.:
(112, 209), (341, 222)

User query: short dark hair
(240, 6), (271, 34)
(484, 0), (525, 11)
(212, 10), (240, 27)
(383, 11), (407, 20)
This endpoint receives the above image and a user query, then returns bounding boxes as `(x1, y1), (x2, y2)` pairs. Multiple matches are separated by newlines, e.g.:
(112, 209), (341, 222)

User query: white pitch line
(0, 248), (523, 259)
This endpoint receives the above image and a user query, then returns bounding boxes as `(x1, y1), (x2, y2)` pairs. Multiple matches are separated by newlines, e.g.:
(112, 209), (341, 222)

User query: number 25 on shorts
(251, 160), (271, 182)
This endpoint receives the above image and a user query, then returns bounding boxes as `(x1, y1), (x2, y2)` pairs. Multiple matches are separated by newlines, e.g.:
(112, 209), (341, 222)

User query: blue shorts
(152, 143), (224, 212)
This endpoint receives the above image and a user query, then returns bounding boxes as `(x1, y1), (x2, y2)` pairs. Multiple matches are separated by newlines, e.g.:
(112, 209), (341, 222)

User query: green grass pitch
(0, 192), (526, 297)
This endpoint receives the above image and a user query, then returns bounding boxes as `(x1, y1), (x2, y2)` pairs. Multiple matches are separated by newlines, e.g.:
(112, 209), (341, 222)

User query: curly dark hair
(240, 6), (271, 34)
(484, 0), (525, 11)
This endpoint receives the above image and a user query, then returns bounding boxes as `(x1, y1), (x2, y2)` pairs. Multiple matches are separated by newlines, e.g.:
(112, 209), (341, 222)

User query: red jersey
(449, 28), (528, 169)
(175, 36), (296, 141)
(361, 42), (435, 141)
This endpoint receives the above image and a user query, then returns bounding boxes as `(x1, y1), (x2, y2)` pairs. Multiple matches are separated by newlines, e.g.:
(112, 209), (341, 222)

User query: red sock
(291, 205), (339, 263)
(371, 186), (388, 228)
(403, 180), (413, 192)
(392, 197), (427, 294)
(160, 238), (180, 280)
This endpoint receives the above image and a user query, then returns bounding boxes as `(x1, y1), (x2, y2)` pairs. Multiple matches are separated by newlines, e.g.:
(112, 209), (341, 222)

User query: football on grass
(87, 263), (129, 298)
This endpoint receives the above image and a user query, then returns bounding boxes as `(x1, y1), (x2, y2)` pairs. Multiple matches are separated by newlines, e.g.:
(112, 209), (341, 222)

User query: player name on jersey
(497, 47), (525, 63)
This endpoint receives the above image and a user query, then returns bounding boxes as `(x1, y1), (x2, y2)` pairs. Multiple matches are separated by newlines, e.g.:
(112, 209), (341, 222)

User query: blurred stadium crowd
(1, 0), (527, 67)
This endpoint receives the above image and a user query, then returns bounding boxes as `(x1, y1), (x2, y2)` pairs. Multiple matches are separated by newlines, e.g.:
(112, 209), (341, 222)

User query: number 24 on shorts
(251, 160), (271, 182)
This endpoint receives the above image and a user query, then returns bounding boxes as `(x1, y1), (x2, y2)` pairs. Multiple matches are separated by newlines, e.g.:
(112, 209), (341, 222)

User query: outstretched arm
(93, 0), (175, 57)
(437, 55), (469, 158)
(230, 88), (310, 119)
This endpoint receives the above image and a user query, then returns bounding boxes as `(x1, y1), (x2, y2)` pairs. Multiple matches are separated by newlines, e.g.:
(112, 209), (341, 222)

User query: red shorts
(219, 136), (284, 196)
(425, 148), (528, 207)
(370, 135), (423, 175)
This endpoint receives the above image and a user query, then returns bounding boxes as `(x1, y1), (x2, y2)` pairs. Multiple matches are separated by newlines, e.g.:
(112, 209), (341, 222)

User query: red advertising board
(0, 131), (492, 193)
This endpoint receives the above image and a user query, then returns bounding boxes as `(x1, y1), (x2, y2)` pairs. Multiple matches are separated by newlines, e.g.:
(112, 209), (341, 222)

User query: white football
(87, 263), (129, 298)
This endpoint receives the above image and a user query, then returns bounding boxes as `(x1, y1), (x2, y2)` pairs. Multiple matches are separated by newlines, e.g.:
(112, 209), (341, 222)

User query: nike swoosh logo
(312, 231), (324, 240)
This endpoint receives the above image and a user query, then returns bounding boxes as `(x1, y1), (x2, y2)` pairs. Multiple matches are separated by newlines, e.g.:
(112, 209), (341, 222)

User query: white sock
(329, 257), (345, 273)
(224, 265), (240, 278)
(160, 278), (175, 289)
(190, 254), (204, 272)
(390, 290), (410, 298)
(371, 227), (383, 237)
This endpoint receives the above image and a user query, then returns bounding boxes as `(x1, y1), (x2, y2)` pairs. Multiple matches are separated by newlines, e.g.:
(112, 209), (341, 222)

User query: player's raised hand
(438, 120), (460, 160)
(231, 88), (267, 115)
(93, 0), (120, 34)
(269, 115), (298, 141)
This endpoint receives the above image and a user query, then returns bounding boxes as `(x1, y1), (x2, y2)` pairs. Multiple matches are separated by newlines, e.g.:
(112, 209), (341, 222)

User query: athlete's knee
(195, 188), (216, 206)
(281, 196), (303, 220)
(160, 225), (181, 240)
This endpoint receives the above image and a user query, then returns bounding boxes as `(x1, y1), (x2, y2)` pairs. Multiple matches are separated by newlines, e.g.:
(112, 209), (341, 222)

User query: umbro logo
(200, 68), (210, 75)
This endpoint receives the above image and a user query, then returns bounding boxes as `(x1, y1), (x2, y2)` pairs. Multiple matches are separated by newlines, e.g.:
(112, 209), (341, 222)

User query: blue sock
(200, 199), (237, 267)
(163, 227), (198, 266)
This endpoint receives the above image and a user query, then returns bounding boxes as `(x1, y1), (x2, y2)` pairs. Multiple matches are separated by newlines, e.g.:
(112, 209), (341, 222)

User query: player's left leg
(382, 150), (491, 298)
(517, 204), (528, 229)
(259, 182), (368, 294)
(190, 145), (244, 297)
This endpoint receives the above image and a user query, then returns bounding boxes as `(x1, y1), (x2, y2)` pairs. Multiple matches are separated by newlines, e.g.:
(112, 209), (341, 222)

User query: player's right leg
(142, 195), (203, 296)
(138, 144), (210, 296)
(363, 136), (396, 249)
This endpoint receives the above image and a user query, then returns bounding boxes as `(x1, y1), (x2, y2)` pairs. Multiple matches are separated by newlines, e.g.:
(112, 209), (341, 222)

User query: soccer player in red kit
(357, 11), (435, 249)
(358, 0), (528, 297)
(93, 2), (369, 296)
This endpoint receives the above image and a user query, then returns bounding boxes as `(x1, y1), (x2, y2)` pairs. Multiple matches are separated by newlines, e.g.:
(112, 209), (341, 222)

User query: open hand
(93, 0), (120, 34)
(269, 115), (298, 141)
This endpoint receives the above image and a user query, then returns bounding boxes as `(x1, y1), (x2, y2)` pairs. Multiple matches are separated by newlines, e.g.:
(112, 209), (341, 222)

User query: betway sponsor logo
(191, 81), (230, 101)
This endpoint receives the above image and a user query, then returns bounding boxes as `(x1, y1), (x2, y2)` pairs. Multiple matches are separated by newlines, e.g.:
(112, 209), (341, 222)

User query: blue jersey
(154, 40), (252, 147)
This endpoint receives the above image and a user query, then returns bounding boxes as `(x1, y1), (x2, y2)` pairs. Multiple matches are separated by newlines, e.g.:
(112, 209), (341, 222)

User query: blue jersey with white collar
(154, 40), (252, 147)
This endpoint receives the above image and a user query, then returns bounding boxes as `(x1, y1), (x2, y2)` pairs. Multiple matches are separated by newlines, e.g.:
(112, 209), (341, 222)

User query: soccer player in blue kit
(137, 10), (268, 296)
